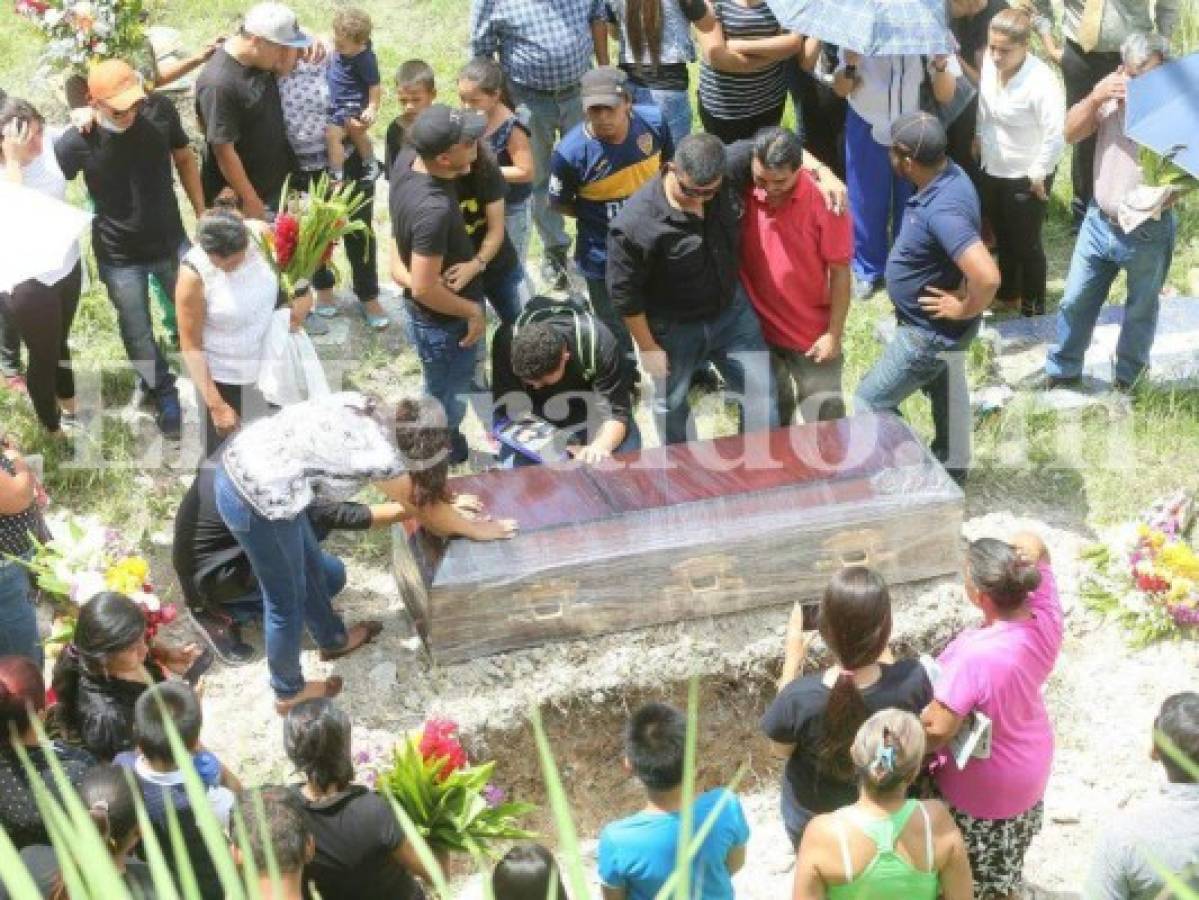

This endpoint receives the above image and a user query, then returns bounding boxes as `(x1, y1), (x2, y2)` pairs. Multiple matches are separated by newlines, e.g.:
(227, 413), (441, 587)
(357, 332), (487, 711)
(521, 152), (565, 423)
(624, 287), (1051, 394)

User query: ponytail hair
(967, 537), (1042, 612)
(850, 709), (925, 795)
(79, 765), (139, 851)
(458, 56), (517, 110)
(815, 567), (893, 781)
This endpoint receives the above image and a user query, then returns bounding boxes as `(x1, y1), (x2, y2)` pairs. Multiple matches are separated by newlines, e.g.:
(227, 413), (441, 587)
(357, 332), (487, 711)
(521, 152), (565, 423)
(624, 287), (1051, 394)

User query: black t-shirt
(293, 785), (423, 900)
(760, 660), (932, 839)
(456, 146), (519, 276)
(54, 93), (188, 265)
(388, 145), (485, 321)
(384, 118), (408, 176)
(195, 47), (294, 207)
(0, 744), (95, 849)
(492, 304), (634, 439)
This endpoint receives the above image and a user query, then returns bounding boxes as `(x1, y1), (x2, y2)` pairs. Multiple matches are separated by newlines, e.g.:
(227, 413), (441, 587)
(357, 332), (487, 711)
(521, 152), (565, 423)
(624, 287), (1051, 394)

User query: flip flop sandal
(319, 620), (383, 661)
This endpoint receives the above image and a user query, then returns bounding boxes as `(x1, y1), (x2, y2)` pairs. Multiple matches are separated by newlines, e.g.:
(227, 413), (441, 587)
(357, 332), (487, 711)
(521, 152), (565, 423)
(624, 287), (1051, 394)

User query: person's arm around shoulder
(1065, 69), (1126, 145)
(926, 800), (973, 899)
(792, 814), (834, 899)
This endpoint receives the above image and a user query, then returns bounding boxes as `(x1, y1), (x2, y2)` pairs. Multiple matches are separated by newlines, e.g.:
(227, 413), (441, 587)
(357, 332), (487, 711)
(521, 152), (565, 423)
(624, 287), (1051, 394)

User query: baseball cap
(87, 60), (147, 111)
(581, 66), (628, 109)
(243, 2), (312, 48)
(890, 112), (947, 165)
(408, 104), (487, 158)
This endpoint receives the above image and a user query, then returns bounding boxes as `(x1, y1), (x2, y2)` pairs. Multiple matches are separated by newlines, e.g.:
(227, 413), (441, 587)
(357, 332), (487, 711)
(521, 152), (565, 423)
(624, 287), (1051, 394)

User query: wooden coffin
(393, 413), (963, 664)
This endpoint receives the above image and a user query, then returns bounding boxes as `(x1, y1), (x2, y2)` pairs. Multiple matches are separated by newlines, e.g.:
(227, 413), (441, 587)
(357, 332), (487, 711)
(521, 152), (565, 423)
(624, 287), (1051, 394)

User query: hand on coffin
(805, 332), (841, 364)
(639, 346), (670, 380)
(470, 517), (519, 541)
(452, 493), (484, 516)
(568, 443), (612, 464)
(917, 286), (970, 320)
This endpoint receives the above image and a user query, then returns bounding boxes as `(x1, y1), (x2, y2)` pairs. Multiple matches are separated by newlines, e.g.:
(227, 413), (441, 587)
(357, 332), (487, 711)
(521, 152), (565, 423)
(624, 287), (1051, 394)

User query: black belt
(513, 81), (581, 101)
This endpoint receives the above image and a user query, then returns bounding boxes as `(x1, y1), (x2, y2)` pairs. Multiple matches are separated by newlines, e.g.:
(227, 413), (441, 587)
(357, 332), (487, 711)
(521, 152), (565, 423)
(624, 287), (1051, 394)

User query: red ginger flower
(274, 213), (300, 269)
(419, 718), (468, 782)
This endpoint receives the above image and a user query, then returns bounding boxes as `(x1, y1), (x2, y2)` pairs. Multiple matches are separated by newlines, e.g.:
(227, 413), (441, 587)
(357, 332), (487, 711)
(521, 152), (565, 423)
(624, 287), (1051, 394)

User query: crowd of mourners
(0, 0), (1194, 896)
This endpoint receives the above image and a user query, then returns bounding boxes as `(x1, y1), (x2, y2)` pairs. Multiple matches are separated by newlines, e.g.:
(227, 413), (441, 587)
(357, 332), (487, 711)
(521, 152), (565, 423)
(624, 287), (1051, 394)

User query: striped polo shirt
(698, 0), (789, 120)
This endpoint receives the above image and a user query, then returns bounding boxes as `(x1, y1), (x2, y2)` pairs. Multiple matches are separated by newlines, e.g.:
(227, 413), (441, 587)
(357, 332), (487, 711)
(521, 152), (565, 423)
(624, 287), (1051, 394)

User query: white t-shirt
(978, 53), (1066, 182)
(182, 243), (278, 385)
(22, 126), (80, 285)
(843, 53), (963, 145)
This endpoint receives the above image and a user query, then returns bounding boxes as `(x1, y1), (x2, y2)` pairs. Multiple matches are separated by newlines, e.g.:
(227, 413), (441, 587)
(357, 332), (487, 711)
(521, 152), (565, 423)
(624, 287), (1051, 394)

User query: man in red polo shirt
(734, 126), (852, 424)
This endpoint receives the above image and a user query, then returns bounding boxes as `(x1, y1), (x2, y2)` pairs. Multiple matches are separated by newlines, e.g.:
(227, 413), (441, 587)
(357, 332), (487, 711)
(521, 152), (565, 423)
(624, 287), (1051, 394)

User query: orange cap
(87, 60), (147, 111)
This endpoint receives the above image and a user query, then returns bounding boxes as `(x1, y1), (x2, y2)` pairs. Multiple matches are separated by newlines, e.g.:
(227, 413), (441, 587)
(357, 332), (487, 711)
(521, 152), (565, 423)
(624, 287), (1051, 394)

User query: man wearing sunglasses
(606, 132), (777, 445)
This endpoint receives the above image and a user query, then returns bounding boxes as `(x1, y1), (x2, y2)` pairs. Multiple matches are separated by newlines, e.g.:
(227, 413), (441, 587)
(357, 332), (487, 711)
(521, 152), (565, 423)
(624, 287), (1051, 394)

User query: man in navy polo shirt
(856, 113), (1000, 484)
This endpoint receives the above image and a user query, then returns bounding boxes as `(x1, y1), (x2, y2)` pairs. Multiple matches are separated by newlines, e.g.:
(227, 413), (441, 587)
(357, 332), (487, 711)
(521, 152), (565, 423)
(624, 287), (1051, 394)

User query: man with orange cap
(54, 59), (204, 439)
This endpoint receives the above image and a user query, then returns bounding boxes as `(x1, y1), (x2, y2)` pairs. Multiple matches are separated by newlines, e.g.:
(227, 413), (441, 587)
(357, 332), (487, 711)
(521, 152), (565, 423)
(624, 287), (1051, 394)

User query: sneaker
(304, 313), (330, 336)
(155, 390), (182, 440)
(59, 411), (83, 435)
(852, 276), (880, 301)
(191, 607), (257, 666)
(1024, 372), (1082, 392)
(541, 248), (571, 293)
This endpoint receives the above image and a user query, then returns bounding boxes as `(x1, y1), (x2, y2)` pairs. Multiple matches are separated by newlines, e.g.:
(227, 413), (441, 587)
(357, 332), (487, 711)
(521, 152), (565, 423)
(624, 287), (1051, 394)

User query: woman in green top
(793, 710), (974, 899)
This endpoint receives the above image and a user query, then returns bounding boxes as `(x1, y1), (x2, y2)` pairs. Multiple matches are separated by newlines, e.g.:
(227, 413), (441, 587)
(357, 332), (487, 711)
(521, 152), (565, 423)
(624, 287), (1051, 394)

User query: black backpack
(514, 295), (600, 381)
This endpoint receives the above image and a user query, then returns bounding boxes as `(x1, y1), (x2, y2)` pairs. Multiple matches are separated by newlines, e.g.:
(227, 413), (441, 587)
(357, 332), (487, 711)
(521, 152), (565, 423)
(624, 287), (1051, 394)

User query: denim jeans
(650, 283), (778, 445)
(212, 552), (347, 626)
(505, 201), (537, 298)
(403, 307), (481, 463)
(502, 418), (643, 467)
(628, 83), (692, 146)
(511, 83), (582, 255)
(484, 261), (530, 327)
(0, 556), (41, 667)
(1046, 205), (1176, 385)
(96, 242), (187, 396)
(856, 321), (979, 478)
(845, 108), (914, 284)
(213, 465), (348, 699)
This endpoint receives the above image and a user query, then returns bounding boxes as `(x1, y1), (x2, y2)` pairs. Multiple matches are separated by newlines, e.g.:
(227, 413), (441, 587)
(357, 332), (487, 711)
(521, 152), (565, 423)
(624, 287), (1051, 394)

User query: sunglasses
(672, 166), (722, 199)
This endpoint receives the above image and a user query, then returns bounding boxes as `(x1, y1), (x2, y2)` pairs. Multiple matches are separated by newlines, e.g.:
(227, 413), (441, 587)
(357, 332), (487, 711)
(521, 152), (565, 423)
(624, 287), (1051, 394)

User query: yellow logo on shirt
(637, 132), (655, 156)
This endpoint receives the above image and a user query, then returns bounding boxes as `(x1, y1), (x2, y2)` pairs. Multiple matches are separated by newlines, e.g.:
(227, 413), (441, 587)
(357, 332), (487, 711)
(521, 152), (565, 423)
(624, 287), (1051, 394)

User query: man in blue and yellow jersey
(548, 66), (673, 371)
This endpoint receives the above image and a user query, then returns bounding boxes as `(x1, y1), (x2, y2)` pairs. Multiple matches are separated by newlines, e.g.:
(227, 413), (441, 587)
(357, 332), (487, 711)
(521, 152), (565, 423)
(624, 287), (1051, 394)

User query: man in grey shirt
(1026, 0), (1177, 229)
(1085, 692), (1199, 899)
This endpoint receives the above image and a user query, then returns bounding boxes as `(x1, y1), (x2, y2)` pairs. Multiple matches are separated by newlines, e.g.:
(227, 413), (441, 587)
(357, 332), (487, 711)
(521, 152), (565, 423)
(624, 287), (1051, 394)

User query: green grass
(0, 0), (1197, 537)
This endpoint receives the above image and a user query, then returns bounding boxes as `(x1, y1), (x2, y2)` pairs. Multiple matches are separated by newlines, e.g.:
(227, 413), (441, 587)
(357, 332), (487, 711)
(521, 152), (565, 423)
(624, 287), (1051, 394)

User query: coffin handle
(815, 529), (898, 571)
(511, 579), (577, 622)
(671, 555), (738, 596)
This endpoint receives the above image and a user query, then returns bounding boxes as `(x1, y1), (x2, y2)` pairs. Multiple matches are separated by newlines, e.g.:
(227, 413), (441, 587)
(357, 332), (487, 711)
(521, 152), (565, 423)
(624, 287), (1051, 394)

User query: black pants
(980, 171), (1052, 316)
(0, 300), (22, 377)
(1061, 40), (1121, 222)
(785, 61), (847, 180)
(947, 97), (983, 196)
(698, 99), (786, 145)
(0, 264), (82, 431)
(198, 380), (271, 457)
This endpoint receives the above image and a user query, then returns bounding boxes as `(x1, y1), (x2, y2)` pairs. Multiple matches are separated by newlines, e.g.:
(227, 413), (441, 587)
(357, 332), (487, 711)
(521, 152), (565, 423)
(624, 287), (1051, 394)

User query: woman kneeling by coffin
(212, 392), (517, 713)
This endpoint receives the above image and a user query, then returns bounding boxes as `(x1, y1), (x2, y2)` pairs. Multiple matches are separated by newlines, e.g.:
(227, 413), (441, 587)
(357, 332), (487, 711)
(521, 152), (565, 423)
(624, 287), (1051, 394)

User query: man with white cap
(54, 59), (204, 439)
(195, 2), (310, 219)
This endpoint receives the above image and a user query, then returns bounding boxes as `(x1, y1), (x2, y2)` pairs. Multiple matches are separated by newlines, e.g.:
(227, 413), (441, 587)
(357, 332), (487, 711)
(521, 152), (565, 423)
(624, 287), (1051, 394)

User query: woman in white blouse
(0, 97), (83, 438)
(977, 8), (1066, 317)
(177, 206), (299, 455)
(214, 392), (516, 712)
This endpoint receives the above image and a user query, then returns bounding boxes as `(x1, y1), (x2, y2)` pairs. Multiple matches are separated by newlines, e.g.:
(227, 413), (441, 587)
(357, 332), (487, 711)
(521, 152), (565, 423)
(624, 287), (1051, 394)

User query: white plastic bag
(257, 308), (330, 406)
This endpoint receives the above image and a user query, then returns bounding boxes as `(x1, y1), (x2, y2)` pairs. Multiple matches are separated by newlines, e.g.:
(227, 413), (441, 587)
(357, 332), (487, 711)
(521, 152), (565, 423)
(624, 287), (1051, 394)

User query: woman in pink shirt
(922, 531), (1063, 899)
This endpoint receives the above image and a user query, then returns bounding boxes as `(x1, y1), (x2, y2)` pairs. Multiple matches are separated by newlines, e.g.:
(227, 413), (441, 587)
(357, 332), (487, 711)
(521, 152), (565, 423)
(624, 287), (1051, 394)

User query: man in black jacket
(174, 462), (407, 663)
(491, 296), (638, 465)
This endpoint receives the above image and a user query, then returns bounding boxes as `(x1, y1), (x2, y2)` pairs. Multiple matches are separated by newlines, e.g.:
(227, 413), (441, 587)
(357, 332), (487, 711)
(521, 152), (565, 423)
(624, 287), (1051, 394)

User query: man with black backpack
(491, 295), (638, 465)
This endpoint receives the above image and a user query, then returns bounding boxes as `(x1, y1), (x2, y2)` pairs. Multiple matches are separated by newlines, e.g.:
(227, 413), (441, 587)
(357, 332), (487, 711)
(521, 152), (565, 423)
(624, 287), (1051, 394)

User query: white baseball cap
(243, 2), (311, 48)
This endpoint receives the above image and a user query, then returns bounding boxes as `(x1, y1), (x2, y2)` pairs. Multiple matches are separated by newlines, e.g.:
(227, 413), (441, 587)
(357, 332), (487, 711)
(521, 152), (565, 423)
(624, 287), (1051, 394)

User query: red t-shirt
(739, 172), (853, 352)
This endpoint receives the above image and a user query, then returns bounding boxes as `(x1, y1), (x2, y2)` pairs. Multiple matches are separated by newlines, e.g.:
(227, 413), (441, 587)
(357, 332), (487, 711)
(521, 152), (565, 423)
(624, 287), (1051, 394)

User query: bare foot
(274, 676), (345, 715)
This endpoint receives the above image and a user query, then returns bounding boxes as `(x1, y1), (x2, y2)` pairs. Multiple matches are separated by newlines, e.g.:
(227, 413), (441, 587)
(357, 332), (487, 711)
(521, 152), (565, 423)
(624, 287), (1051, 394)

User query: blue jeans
(484, 262), (530, 326)
(1046, 205), (1176, 384)
(501, 418), (643, 467)
(629, 83), (692, 146)
(845, 108), (914, 284)
(218, 552), (347, 626)
(213, 465), (348, 699)
(857, 321), (979, 477)
(650, 283), (779, 445)
(505, 201), (537, 299)
(403, 307), (480, 463)
(512, 83), (582, 255)
(0, 556), (41, 668)
(96, 243), (187, 396)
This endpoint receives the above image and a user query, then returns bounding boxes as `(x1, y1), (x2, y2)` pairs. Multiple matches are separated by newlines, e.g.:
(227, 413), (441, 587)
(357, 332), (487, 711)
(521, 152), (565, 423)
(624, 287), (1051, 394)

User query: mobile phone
(801, 601), (821, 631)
